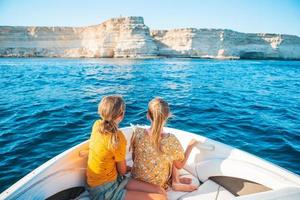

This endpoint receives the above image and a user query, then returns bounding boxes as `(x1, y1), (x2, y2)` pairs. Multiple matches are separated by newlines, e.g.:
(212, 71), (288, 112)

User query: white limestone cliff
(1, 16), (300, 60)
(151, 28), (300, 60)
(0, 17), (157, 58)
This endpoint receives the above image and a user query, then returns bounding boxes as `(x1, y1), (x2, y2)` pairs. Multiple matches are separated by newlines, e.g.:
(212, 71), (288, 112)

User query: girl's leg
(172, 164), (180, 184)
(124, 191), (166, 200)
(126, 179), (166, 195)
(172, 182), (198, 192)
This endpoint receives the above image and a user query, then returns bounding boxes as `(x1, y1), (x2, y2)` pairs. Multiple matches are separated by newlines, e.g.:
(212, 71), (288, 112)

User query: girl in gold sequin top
(131, 97), (199, 192)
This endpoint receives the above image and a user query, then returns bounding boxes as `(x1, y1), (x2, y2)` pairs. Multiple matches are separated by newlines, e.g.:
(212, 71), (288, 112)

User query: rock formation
(151, 28), (300, 60)
(0, 17), (157, 58)
(1, 16), (300, 60)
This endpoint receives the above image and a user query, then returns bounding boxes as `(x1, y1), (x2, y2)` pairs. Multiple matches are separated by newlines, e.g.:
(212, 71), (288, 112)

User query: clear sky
(1, 0), (300, 36)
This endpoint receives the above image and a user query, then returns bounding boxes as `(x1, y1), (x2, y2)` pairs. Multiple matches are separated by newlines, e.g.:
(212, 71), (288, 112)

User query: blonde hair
(98, 95), (125, 149)
(148, 97), (171, 153)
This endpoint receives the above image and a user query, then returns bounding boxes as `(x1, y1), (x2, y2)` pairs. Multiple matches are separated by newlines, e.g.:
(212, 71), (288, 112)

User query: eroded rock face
(1, 16), (300, 59)
(0, 17), (157, 58)
(151, 29), (300, 60)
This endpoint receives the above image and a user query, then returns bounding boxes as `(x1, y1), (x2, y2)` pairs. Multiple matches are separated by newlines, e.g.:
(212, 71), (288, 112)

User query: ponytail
(98, 96), (125, 149)
(99, 120), (118, 133)
(148, 98), (170, 153)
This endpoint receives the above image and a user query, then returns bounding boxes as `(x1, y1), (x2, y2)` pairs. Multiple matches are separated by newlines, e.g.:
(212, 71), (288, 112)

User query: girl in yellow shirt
(86, 95), (166, 200)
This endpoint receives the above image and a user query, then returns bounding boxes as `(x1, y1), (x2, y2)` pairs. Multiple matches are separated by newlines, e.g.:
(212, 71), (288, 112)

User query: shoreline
(1, 56), (300, 61)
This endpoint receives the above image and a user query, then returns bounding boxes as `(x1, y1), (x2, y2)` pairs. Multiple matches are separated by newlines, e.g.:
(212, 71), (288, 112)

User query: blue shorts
(87, 176), (129, 200)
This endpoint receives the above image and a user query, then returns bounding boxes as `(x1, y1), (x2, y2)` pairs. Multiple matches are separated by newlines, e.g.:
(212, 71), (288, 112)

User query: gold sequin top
(131, 127), (184, 189)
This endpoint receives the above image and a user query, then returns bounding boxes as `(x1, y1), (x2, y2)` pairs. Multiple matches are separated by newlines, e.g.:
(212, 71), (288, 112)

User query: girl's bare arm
(117, 160), (127, 175)
(174, 139), (199, 169)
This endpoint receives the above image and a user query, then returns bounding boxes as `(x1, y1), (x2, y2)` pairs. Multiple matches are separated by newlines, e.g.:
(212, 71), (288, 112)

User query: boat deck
(74, 169), (248, 200)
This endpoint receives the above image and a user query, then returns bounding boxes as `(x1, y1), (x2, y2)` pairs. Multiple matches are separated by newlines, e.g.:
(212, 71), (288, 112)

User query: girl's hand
(188, 139), (199, 147)
(126, 166), (132, 173)
(79, 149), (89, 158)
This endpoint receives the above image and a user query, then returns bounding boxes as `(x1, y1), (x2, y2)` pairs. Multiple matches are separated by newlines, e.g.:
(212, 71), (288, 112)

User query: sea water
(0, 58), (299, 192)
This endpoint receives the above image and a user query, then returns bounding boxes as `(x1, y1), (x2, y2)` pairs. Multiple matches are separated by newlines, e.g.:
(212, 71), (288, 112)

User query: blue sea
(0, 58), (300, 192)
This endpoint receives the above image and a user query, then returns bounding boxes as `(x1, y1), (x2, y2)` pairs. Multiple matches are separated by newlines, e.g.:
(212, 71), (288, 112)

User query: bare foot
(179, 177), (192, 184)
(172, 183), (198, 192)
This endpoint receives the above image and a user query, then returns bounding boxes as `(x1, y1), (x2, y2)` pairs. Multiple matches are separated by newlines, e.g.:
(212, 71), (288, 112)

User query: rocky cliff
(0, 17), (157, 58)
(1, 16), (300, 60)
(151, 28), (300, 60)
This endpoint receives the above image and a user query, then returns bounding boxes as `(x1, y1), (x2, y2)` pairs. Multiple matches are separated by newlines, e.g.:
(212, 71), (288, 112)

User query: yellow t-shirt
(86, 120), (127, 187)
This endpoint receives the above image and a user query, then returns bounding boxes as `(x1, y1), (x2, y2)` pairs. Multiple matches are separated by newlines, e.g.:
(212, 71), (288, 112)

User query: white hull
(1, 126), (300, 199)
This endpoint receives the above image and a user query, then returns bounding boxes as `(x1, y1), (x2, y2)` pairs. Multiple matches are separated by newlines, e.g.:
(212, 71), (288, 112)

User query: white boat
(1, 126), (300, 200)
